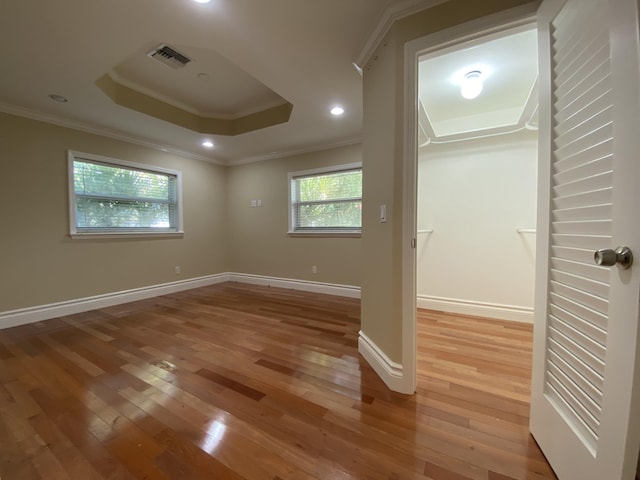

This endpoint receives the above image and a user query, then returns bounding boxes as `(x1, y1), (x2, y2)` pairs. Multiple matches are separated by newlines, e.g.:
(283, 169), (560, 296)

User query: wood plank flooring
(0, 282), (556, 479)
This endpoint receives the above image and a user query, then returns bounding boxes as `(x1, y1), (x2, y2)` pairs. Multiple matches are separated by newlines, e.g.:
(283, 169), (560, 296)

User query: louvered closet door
(530, 0), (640, 479)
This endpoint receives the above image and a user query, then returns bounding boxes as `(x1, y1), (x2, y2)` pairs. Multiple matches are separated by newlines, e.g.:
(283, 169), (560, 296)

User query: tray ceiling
(418, 27), (538, 145)
(0, 0), (439, 163)
(101, 42), (293, 135)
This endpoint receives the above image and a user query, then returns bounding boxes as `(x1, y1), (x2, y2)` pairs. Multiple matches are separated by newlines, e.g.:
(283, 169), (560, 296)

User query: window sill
(70, 231), (184, 240)
(287, 231), (361, 238)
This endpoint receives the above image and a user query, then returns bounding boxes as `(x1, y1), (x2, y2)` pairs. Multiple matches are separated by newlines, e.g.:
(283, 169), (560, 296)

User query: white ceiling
(0, 0), (440, 165)
(0, 1), (538, 164)
(418, 27), (538, 145)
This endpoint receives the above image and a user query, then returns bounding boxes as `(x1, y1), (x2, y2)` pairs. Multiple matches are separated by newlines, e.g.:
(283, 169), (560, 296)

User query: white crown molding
(417, 75), (539, 145)
(0, 101), (363, 168)
(521, 77), (539, 129)
(0, 102), (224, 166)
(356, 0), (449, 68)
(228, 136), (362, 166)
(416, 23), (539, 145)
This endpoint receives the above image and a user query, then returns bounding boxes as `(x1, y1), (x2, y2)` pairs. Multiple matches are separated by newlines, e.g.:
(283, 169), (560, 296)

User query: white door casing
(530, 1), (640, 479)
(402, 3), (541, 396)
(402, 3), (640, 477)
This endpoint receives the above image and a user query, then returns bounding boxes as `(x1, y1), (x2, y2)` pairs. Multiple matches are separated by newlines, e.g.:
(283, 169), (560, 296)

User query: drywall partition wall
(417, 130), (537, 322)
(360, 0), (538, 378)
(226, 144), (362, 288)
(0, 112), (229, 313)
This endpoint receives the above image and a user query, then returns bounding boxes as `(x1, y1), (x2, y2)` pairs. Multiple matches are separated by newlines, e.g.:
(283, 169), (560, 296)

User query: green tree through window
(69, 152), (182, 235)
(290, 166), (362, 231)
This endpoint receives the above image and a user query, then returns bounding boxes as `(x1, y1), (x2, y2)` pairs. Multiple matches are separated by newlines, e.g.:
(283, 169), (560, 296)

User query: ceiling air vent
(148, 44), (191, 69)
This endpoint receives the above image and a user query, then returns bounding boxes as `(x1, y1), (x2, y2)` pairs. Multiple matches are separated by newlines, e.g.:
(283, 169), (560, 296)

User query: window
(288, 163), (362, 235)
(68, 151), (183, 237)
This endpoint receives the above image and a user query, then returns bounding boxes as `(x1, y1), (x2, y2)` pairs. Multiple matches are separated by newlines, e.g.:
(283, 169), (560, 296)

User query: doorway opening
(415, 25), (539, 390)
(401, 2), (640, 477)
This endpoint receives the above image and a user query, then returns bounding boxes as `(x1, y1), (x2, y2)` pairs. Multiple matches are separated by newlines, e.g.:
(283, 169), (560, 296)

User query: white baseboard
(0, 273), (361, 329)
(228, 273), (361, 299)
(417, 294), (533, 323)
(0, 273), (232, 330)
(358, 331), (409, 393)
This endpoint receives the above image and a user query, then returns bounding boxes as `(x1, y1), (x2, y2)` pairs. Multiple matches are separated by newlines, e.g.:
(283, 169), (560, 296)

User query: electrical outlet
(311, 266), (317, 274)
(175, 266), (181, 275)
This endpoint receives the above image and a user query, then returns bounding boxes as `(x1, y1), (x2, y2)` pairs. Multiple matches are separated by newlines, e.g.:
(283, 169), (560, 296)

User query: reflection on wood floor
(0, 282), (556, 479)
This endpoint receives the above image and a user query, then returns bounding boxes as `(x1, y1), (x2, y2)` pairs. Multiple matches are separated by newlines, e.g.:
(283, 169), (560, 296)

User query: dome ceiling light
(460, 70), (483, 100)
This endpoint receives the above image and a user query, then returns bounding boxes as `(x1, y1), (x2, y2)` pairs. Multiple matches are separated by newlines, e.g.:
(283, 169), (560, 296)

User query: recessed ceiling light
(192, 0), (211, 3)
(48, 94), (68, 103)
(202, 140), (214, 148)
(330, 106), (345, 116)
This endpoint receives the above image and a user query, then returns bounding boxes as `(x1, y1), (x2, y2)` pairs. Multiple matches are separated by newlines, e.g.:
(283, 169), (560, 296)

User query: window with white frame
(68, 151), (183, 237)
(288, 163), (362, 234)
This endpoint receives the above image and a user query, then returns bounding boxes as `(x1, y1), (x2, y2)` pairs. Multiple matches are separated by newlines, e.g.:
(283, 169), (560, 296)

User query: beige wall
(0, 1), (534, 339)
(360, 0), (538, 362)
(0, 112), (361, 314)
(226, 144), (361, 286)
(0, 112), (229, 312)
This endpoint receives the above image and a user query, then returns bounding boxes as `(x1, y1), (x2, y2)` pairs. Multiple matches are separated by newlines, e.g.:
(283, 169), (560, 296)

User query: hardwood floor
(0, 282), (556, 479)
